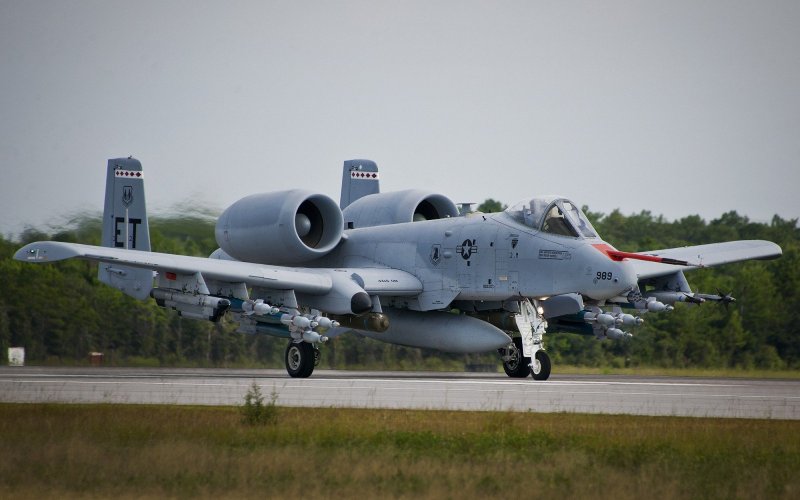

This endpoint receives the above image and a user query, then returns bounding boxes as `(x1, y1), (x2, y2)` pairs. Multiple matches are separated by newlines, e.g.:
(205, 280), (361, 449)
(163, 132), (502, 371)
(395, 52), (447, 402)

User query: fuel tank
(339, 308), (511, 353)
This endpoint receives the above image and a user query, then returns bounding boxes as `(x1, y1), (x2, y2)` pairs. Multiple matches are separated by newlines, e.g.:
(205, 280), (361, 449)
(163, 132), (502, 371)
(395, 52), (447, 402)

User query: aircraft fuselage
(316, 212), (637, 311)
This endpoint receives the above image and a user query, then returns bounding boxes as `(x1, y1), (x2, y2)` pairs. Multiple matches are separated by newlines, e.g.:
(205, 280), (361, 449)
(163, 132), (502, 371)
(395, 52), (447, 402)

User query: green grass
(1, 404), (798, 499)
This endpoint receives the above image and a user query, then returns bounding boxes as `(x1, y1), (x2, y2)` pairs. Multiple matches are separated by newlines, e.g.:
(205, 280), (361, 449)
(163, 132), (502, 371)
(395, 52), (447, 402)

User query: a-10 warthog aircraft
(16, 158), (782, 379)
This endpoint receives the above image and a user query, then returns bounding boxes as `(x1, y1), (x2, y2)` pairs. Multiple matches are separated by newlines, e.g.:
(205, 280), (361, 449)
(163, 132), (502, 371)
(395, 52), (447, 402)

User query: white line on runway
(312, 378), (750, 388)
(0, 378), (757, 390)
(0, 380), (377, 390)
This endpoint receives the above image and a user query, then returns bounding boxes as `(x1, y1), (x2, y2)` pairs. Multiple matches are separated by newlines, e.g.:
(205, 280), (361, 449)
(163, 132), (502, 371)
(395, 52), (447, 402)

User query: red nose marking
(592, 243), (694, 267)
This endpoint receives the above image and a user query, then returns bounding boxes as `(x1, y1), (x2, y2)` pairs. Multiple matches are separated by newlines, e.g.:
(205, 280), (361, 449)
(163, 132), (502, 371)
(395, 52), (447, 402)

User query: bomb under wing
(329, 312), (390, 333)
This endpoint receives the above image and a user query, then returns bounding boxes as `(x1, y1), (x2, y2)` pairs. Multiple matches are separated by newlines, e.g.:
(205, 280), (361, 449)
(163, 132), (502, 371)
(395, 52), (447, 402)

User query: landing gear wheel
(285, 341), (315, 378)
(503, 337), (531, 378)
(531, 350), (551, 381)
(313, 347), (321, 367)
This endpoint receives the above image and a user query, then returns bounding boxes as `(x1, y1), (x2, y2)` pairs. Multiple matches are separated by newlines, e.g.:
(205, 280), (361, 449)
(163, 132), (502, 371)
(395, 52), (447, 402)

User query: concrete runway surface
(1, 367), (798, 419)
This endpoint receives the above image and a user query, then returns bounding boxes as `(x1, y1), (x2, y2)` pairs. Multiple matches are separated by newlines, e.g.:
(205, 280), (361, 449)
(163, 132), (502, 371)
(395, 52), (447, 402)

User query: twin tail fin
(98, 157), (153, 299)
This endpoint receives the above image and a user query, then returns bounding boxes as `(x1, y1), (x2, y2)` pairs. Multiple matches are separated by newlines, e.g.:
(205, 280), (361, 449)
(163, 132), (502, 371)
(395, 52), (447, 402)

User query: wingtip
(13, 241), (81, 262)
(753, 240), (783, 260)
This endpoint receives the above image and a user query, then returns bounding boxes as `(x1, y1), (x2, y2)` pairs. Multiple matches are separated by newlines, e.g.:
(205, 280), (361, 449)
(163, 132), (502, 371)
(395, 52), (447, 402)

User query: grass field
(1, 403), (798, 499)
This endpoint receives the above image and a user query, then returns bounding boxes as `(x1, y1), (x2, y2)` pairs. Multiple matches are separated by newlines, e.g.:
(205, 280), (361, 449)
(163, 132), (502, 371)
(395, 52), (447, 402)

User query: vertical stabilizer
(339, 159), (380, 209)
(99, 157), (153, 300)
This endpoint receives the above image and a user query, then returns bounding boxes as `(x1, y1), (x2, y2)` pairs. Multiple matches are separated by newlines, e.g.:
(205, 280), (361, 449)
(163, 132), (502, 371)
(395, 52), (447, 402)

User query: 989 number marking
(596, 271), (613, 281)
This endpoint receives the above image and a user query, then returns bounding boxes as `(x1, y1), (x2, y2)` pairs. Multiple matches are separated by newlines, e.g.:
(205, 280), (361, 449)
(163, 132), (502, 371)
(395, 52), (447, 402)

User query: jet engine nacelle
(342, 189), (460, 229)
(215, 190), (343, 265)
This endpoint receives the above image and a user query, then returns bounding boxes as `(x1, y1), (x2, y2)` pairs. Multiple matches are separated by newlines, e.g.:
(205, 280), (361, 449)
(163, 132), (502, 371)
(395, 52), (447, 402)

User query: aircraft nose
(582, 242), (639, 300)
(615, 258), (638, 295)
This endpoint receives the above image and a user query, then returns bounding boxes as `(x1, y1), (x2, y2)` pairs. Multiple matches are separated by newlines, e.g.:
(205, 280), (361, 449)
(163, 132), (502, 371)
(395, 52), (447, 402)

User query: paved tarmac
(1, 367), (799, 419)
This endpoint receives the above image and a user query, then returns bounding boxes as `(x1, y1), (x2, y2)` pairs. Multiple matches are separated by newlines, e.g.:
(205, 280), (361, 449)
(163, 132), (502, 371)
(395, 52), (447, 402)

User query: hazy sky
(1, 0), (798, 238)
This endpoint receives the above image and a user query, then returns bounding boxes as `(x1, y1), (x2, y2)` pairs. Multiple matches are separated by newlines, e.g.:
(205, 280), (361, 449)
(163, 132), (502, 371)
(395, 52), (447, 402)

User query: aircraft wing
(629, 240), (782, 279)
(13, 241), (422, 312)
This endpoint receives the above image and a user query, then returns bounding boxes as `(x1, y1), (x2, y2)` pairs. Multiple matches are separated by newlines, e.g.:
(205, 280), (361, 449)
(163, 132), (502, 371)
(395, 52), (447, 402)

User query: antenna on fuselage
(458, 202), (476, 216)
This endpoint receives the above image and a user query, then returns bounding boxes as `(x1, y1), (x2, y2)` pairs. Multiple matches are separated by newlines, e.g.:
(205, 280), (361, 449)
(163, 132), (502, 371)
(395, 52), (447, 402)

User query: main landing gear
(285, 341), (320, 378)
(500, 299), (551, 381)
(502, 337), (530, 377)
(501, 338), (551, 380)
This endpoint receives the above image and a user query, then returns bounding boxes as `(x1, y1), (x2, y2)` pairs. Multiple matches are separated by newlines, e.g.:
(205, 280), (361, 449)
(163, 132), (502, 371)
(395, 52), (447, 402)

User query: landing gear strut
(285, 341), (317, 378)
(501, 298), (552, 381)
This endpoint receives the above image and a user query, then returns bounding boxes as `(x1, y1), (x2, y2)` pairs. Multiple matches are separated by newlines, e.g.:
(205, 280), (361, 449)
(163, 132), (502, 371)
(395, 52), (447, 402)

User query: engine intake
(215, 190), (343, 265)
(342, 189), (460, 229)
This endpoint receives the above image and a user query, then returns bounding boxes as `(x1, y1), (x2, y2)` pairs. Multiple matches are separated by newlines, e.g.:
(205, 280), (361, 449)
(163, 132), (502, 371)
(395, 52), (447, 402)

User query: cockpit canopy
(505, 196), (598, 238)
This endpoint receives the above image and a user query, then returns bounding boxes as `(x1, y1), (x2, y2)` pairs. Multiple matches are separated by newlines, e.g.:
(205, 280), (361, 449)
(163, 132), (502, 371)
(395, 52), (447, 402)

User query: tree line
(0, 205), (798, 370)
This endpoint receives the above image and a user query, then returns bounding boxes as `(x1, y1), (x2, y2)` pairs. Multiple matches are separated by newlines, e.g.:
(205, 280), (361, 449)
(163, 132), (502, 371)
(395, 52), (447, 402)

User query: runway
(1, 367), (799, 419)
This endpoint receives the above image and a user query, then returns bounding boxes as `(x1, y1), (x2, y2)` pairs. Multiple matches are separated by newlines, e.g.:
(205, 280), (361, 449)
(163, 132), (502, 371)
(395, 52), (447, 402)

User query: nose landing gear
(500, 298), (551, 381)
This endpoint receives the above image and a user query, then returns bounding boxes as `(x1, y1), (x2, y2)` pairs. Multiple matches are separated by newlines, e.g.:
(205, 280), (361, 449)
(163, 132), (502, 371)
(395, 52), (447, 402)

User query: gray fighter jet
(15, 158), (782, 379)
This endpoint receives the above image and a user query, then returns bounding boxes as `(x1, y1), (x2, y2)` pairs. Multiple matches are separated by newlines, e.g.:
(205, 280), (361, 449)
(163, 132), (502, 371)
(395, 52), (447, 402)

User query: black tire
(285, 341), (315, 378)
(313, 347), (321, 367)
(531, 350), (551, 381)
(502, 337), (531, 378)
